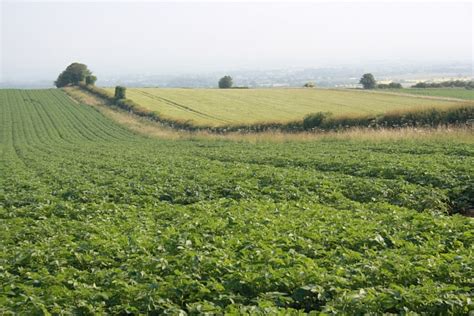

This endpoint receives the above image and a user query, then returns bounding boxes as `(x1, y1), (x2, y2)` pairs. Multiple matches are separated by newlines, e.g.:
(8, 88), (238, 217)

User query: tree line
(411, 80), (474, 89)
(54, 63), (471, 91)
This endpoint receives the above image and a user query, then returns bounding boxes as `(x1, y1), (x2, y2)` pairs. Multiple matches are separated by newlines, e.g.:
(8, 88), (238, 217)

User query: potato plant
(0, 90), (473, 314)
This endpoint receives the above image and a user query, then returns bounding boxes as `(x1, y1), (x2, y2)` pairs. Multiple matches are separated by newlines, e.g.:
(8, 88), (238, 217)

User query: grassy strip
(79, 84), (474, 133)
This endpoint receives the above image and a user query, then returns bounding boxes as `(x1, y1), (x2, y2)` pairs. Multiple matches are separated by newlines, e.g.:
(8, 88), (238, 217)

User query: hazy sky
(1, 1), (472, 82)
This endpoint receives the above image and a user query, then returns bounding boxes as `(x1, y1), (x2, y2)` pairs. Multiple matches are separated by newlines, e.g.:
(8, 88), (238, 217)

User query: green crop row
(0, 89), (473, 314)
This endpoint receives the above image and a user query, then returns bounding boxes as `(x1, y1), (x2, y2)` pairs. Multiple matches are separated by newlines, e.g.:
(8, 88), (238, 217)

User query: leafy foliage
(359, 73), (377, 89)
(115, 86), (127, 100)
(378, 82), (402, 89)
(412, 80), (474, 89)
(303, 112), (331, 128)
(55, 63), (93, 88)
(218, 76), (233, 89)
(85, 75), (97, 86)
(1, 89), (473, 314)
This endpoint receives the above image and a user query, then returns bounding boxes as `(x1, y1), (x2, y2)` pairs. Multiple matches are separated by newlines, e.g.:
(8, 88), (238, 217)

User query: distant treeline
(412, 80), (474, 89)
(79, 84), (474, 134)
(377, 82), (402, 89)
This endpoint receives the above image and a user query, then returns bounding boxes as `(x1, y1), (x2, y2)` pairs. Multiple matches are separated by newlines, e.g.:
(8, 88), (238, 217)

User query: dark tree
(388, 82), (402, 89)
(359, 73), (376, 89)
(54, 72), (73, 88)
(412, 82), (428, 88)
(218, 76), (233, 89)
(114, 86), (126, 99)
(55, 63), (92, 88)
(85, 75), (97, 86)
(378, 82), (402, 89)
(303, 82), (315, 88)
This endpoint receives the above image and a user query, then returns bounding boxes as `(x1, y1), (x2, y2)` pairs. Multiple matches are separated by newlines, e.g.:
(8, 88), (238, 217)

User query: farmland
(104, 88), (466, 126)
(386, 88), (474, 101)
(1, 89), (473, 314)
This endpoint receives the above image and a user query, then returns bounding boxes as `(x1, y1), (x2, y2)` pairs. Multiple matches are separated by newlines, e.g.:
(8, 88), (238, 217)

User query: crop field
(1, 89), (473, 314)
(104, 88), (465, 126)
(386, 88), (474, 101)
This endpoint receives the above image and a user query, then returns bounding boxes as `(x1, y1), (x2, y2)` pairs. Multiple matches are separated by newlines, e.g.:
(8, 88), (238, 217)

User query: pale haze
(1, 1), (472, 83)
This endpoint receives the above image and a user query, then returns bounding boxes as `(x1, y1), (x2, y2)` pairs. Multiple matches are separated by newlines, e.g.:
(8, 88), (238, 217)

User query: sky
(0, 1), (472, 82)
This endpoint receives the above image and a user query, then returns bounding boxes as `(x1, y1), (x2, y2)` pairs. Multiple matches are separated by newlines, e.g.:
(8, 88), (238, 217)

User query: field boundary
(75, 84), (474, 134)
(62, 87), (474, 144)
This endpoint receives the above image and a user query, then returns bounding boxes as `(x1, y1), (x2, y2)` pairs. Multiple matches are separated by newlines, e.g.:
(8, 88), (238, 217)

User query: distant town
(1, 62), (472, 89)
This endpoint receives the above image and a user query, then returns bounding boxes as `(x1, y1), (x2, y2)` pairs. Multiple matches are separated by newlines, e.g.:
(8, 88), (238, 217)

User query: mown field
(386, 88), (474, 101)
(104, 88), (465, 126)
(1, 89), (473, 314)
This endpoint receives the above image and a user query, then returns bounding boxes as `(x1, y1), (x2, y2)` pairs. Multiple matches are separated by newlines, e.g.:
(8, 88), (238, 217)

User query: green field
(1, 89), (473, 314)
(387, 88), (474, 100)
(105, 88), (465, 126)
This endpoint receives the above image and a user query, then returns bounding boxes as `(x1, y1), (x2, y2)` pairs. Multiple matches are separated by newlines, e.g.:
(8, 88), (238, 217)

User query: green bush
(378, 82), (402, 89)
(388, 82), (403, 89)
(115, 86), (126, 100)
(80, 84), (115, 103)
(376, 106), (474, 128)
(324, 115), (374, 129)
(115, 98), (135, 110)
(303, 112), (331, 129)
(85, 75), (97, 86)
